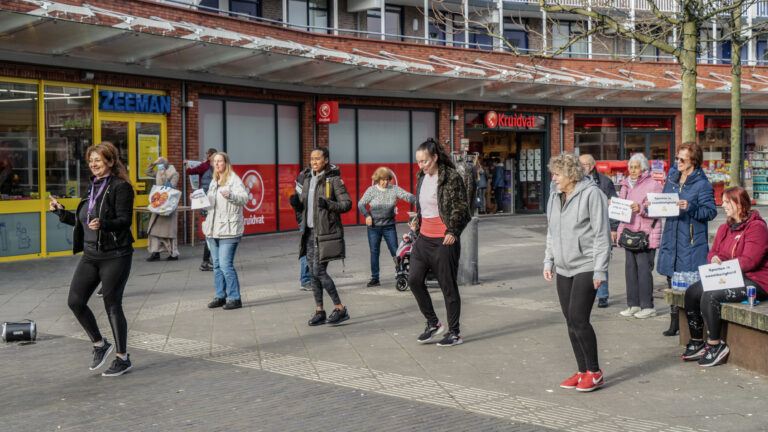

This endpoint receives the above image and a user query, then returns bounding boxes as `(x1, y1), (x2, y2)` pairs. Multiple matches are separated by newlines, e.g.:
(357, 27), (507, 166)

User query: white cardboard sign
(698, 259), (744, 292)
(190, 188), (211, 210)
(608, 197), (633, 223)
(647, 193), (680, 217)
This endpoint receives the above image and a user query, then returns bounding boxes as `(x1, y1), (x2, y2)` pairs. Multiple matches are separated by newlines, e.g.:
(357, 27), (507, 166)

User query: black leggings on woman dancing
(68, 254), (132, 353)
(556, 272), (600, 373)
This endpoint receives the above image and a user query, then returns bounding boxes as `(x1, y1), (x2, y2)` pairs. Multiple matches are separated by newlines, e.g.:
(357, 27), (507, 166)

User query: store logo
(242, 169), (265, 213)
(316, 101), (339, 124)
(319, 103), (331, 118)
(99, 91), (171, 114)
(485, 111), (498, 128)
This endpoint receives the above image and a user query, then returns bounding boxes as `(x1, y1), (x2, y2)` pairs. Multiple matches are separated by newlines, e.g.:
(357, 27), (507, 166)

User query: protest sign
(190, 188), (211, 210)
(647, 193), (680, 217)
(698, 259), (744, 292)
(608, 197), (633, 223)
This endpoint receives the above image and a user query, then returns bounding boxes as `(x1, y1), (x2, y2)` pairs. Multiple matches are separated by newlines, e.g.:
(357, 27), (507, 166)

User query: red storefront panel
(278, 164), (300, 231)
(233, 164), (277, 234)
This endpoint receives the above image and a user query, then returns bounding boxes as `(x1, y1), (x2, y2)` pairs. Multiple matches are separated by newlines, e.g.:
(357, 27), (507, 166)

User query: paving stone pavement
(1, 212), (767, 432)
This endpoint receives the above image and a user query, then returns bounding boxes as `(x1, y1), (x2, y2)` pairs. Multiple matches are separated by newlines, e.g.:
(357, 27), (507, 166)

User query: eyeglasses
(676, 157), (689, 163)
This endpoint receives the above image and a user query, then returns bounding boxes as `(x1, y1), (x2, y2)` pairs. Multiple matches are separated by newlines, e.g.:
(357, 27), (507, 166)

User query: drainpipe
(182, 80), (188, 244)
(559, 106), (564, 153)
(449, 100), (455, 152)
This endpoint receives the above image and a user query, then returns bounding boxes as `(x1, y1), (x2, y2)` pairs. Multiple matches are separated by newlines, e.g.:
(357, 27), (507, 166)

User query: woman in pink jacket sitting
(617, 153), (662, 319)
(681, 186), (768, 367)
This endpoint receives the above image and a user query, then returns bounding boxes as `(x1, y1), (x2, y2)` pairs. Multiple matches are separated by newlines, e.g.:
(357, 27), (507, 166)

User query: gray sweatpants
(624, 249), (656, 309)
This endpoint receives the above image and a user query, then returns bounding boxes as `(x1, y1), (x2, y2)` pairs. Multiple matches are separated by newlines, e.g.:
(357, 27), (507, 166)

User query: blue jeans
(597, 271), (609, 300)
(367, 225), (399, 279)
(207, 237), (241, 301)
(300, 255), (311, 285)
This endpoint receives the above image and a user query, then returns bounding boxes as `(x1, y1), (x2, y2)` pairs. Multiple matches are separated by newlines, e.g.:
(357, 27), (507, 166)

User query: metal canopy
(0, 2), (764, 109)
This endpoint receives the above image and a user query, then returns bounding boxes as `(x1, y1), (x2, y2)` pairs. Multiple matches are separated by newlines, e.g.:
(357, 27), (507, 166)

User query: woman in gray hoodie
(543, 153), (611, 392)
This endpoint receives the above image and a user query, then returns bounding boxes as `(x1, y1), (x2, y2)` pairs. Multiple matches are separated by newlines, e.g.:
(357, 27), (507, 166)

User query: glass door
(622, 133), (672, 163)
(517, 132), (545, 212)
(99, 114), (166, 246)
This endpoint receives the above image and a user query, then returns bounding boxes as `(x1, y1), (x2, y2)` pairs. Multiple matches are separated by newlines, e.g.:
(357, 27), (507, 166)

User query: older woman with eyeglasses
(655, 142), (717, 336)
(358, 167), (416, 287)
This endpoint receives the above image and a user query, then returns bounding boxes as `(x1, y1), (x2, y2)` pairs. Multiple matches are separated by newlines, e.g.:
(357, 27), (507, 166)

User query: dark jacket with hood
(53, 176), (135, 255)
(589, 170), (619, 232)
(294, 164), (352, 262)
(415, 160), (471, 238)
(656, 164), (717, 277)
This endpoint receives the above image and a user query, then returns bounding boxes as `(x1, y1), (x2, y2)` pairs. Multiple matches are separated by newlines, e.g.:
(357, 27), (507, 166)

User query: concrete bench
(664, 289), (768, 374)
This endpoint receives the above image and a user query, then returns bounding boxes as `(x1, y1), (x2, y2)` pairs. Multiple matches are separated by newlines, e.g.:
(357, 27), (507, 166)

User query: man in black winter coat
(580, 154), (618, 308)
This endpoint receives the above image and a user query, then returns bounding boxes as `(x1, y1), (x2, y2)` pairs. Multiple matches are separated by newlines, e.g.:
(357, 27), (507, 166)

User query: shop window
(329, 108), (358, 225)
(367, 5), (403, 41)
(697, 117), (731, 177)
(198, 99), (224, 160)
(745, 119), (768, 204)
(277, 105), (301, 230)
(289, 0), (329, 33)
(623, 118), (672, 131)
(574, 117), (620, 160)
(0, 212), (40, 257)
(45, 211), (72, 253)
(44, 86), (92, 199)
(0, 82), (38, 201)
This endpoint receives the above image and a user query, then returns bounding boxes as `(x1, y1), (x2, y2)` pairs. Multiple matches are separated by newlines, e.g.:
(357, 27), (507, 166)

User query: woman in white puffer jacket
(200, 152), (248, 310)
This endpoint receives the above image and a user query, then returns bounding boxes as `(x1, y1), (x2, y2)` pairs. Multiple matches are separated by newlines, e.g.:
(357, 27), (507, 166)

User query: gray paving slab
(1, 210), (767, 432)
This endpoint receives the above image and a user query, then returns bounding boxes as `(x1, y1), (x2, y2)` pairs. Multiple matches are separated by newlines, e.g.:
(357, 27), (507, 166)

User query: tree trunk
(730, 16), (743, 187)
(680, 19), (699, 144)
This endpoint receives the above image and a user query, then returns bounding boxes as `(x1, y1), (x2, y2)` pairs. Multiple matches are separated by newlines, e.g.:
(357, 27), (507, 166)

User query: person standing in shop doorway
(491, 158), (505, 214)
(409, 138), (471, 347)
(187, 148), (217, 271)
(289, 147), (352, 326)
(580, 154), (618, 308)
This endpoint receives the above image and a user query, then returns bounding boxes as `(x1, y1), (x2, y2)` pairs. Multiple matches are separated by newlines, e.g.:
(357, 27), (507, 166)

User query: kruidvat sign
(99, 91), (171, 114)
(484, 111), (540, 129)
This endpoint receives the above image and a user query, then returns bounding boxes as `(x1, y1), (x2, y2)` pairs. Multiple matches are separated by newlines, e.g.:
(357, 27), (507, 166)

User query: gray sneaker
(102, 354), (132, 377)
(89, 340), (114, 370)
(300, 283), (312, 291)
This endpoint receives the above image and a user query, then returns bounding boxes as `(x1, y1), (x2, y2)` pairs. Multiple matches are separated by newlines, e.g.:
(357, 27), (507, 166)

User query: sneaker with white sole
(436, 332), (463, 347)
(417, 322), (445, 343)
(576, 370), (604, 392)
(89, 340), (114, 370)
(633, 308), (656, 319)
(102, 354), (132, 376)
(681, 339), (707, 361)
(697, 342), (730, 367)
(619, 306), (641, 317)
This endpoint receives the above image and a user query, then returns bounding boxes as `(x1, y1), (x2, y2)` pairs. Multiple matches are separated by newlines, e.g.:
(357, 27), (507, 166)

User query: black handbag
(619, 219), (658, 252)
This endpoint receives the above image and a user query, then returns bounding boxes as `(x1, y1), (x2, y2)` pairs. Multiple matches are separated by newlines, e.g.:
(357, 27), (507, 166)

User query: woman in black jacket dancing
(50, 141), (135, 377)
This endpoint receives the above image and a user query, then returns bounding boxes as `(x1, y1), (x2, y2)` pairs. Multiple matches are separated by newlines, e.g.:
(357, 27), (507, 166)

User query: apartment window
(198, 0), (218, 12)
(757, 39), (768, 65)
(451, 15), (493, 50)
(367, 5), (403, 41)
(503, 18), (528, 52)
(230, 0), (260, 19)
(552, 21), (587, 58)
(428, 16), (446, 46)
(289, 0), (329, 33)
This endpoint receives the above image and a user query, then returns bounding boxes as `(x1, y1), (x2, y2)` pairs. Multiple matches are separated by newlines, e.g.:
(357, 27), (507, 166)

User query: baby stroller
(394, 229), (438, 292)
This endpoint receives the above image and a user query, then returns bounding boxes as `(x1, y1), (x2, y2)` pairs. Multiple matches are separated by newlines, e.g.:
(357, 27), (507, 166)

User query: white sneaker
(619, 306), (641, 317)
(634, 308), (657, 319)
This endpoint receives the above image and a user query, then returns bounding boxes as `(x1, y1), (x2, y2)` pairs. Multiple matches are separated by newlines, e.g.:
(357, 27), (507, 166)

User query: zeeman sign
(99, 91), (171, 114)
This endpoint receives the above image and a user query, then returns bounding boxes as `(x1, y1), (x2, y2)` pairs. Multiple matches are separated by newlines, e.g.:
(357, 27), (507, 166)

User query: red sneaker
(559, 372), (583, 389)
(576, 370), (604, 392)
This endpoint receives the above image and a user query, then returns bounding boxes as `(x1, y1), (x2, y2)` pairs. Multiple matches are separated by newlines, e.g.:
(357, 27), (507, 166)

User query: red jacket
(187, 160), (211, 176)
(708, 210), (768, 291)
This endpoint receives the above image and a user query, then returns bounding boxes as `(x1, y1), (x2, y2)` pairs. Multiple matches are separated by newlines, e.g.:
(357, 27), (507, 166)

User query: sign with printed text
(647, 193), (680, 217)
(190, 189), (210, 210)
(699, 259), (744, 292)
(99, 91), (171, 114)
(608, 197), (634, 223)
(138, 135), (160, 179)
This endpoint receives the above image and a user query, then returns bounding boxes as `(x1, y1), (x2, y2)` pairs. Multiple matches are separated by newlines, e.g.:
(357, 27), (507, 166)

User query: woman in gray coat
(543, 153), (611, 392)
(145, 157), (179, 261)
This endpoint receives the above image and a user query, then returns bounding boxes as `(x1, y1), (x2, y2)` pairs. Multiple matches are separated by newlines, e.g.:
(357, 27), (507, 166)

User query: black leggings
(556, 272), (600, 372)
(305, 229), (342, 308)
(408, 235), (462, 334)
(68, 253), (132, 353)
(684, 278), (768, 341)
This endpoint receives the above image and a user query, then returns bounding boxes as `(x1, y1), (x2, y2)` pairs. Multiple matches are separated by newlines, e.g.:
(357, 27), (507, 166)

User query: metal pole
(282, 0), (287, 27)
(333, 0), (338, 35)
(181, 80), (188, 244)
(380, 0), (386, 40)
(424, 0), (429, 44)
(463, 0), (469, 48)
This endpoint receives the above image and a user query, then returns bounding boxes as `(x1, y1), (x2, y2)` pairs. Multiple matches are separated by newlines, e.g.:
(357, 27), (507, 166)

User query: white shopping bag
(148, 184), (181, 216)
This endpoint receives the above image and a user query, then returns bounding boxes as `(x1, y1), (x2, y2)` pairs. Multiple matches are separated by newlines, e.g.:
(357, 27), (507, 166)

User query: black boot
(663, 306), (679, 336)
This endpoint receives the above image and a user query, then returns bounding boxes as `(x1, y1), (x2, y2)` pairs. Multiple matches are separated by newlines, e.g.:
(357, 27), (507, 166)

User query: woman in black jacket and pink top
(409, 139), (470, 347)
(49, 142), (135, 377)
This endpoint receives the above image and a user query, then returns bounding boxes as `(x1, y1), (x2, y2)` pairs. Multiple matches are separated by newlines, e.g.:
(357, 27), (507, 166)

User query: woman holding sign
(681, 187), (768, 367)
(616, 154), (662, 319)
(655, 143), (717, 336)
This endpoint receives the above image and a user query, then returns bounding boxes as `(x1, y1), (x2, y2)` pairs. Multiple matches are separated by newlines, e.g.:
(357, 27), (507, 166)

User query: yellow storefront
(0, 78), (168, 261)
